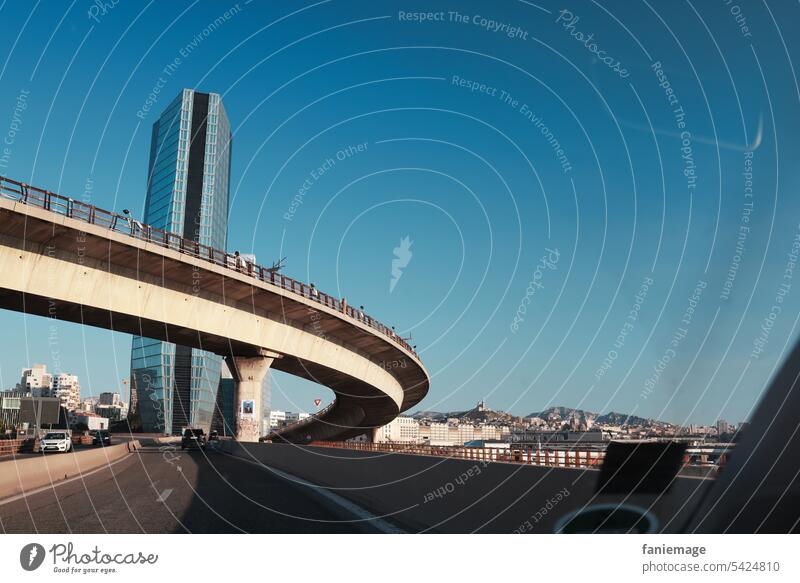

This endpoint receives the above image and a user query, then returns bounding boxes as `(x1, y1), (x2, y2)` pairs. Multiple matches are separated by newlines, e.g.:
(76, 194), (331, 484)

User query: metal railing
(308, 441), (729, 475)
(310, 440), (606, 468)
(0, 175), (417, 357)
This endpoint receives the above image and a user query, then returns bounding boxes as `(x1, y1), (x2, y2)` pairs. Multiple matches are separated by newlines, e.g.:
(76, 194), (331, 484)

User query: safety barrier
(71, 434), (94, 446)
(0, 440), (140, 499)
(0, 438), (35, 455)
(309, 440), (730, 473)
(310, 440), (606, 468)
(0, 175), (417, 357)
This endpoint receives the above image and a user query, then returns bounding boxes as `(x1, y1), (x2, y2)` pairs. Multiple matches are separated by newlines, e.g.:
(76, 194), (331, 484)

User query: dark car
(91, 430), (112, 446)
(181, 428), (206, 450)
(208, 430), (219, 441)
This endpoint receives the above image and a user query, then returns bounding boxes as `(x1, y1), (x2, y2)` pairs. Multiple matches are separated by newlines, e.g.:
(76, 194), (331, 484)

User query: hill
(526, 406), (597, 422)
(594, 411), (672, 427)
(411, 404), (670, 427)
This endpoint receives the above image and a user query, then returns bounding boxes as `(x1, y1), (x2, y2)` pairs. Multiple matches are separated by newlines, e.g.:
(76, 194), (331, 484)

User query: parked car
(91, 430), (112, 446)
(40, 431), (72, 453)
(181, 428), (206, 450)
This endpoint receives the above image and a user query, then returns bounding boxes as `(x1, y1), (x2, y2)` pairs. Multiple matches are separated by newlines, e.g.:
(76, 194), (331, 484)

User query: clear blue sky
(1, 0), (798, 425)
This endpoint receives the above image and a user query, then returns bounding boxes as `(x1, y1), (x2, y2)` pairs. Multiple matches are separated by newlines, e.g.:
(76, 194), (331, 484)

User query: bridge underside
(0, 289), (399, 442)
(0, 199), (428, 442)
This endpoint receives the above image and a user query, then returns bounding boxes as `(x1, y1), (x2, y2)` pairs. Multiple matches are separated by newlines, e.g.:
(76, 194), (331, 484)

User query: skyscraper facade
(131, 89), (232, 434)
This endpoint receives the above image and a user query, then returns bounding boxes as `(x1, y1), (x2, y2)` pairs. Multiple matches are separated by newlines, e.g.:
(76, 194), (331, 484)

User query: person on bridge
(122, 209), (143, 235)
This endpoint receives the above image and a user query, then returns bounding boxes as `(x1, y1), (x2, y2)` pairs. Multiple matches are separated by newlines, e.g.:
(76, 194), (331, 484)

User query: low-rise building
(375, 416), (419, 442)
(2, 390), (63, 434)
(1, 390), (26, 430)
(77, 398), (97, 412)
(510, 428), (610, 445)
(98, 392), (121, 406)
(377, 417), (510, 446)
(70, 412), (108, 431)
(95, 403), (126, 421)
(269, 410), (310, 430)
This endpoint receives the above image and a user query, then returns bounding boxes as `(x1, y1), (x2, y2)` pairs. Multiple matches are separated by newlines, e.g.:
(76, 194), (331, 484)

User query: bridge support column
(226, 350), (281, 442)
(370, 426), (381, 443)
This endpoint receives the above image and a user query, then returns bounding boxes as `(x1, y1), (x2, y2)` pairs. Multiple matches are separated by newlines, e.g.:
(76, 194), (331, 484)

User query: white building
(269, 410), (310, 430)
(17, 364), (81, 411)
(17, 364), (52, 396)
(269, 410), (286, 429)
(418, 420), (509, 447)
(373, 417), (511, 446)
(375, 416), (419, 443)
(52, 373), (81, 411)
(71, 412), (108, 431)
(16, 365), (82, 411)
(429, 422), (450, 445)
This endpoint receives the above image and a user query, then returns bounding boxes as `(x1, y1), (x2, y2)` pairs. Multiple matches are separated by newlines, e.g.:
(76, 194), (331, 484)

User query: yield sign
(314, 399), (322, 407)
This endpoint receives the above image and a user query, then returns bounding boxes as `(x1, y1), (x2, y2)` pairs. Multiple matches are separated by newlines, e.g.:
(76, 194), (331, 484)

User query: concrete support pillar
(225, 350), (280, 442)
(370, 426), (381, 443)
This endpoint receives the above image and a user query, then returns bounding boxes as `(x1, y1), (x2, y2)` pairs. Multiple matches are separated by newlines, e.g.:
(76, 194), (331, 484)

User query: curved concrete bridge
(0, 177), (429, 442)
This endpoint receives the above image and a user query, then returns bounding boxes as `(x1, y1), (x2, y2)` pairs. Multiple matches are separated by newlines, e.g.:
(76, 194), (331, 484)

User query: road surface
(0, 445), (370, 533)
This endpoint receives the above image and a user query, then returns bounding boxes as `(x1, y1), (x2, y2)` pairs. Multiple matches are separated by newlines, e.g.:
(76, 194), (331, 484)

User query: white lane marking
(155, 488), (173, 503)
(217, 450), (405, 534)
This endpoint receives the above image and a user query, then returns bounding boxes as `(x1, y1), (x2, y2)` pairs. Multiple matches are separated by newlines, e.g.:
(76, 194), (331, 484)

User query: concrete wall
(0, 441), (140, 499)
(218, 442), (711, 533)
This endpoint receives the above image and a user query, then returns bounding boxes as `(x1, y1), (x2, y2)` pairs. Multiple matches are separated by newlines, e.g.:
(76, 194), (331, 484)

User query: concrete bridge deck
(0, 176), (429, 442)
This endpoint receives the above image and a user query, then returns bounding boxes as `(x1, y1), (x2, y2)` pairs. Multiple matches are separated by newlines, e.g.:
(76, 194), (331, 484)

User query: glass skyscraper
(131, 89), (232, 434)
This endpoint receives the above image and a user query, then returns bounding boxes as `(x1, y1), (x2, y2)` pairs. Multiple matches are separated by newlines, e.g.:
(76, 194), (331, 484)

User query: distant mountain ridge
(527, 406), (596, 422)
(409, 404), (668, 427)
(526, 406), (665, 427)
(411, 404), (670, 426)
(409, 410), (444, 419)
(595, 411), (655, 426)
(411, 402), (522, 423)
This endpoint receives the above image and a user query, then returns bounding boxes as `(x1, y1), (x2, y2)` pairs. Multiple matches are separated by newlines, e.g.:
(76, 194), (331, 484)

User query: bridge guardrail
(308, 440), (729, 474)
(0, 175), (417, 358)
(310, 440), (607, 468)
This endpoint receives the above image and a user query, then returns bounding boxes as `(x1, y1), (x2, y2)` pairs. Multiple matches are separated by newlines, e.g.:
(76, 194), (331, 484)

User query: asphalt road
(0, 445), (368, 533)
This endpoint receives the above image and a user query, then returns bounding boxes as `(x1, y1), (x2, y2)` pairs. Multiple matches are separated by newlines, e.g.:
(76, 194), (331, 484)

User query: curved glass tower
(130, 89), (232, 434)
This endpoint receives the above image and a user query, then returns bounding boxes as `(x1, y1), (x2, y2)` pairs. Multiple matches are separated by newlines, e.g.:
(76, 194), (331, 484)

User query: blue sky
(0, 0), (798, 425)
